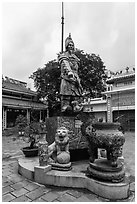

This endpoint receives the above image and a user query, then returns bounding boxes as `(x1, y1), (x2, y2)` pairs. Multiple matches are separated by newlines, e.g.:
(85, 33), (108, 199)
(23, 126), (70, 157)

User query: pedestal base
(87, 158), (125, 183)
(51, 162), (72, 171)
(18, 157), (130, 200)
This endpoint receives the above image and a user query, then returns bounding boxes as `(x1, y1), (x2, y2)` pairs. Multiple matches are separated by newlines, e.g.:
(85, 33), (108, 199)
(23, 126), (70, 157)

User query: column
(39, 110), (42, 122)
(3, 107), (7, 129)
(107, 95), (112, 122)
(26, 109), (30, 123)
(47, 108), (49, 118)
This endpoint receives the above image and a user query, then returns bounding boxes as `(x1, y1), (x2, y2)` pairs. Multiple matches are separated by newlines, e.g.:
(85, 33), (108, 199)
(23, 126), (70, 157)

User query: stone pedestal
(18, 157), (130, 200)
(86, 158), (125, 183)
(45, 116), (88, 161)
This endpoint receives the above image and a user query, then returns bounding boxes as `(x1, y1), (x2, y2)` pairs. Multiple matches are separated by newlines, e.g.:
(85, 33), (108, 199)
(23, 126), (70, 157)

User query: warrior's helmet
(65, 33), (75, 50)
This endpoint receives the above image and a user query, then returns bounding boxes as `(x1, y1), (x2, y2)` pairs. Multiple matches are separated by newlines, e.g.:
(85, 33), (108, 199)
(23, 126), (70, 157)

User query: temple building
(83, 67), (135, 131)
(85, 67), (135, 131)
(83, 97), (107, 122)
(2, 76), (47, 130)
(104, 67), (135, 131)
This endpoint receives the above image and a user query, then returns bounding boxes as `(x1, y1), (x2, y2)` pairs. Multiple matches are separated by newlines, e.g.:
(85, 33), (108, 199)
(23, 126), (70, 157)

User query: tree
(30, 49), (107, 116)
(76, 49), (107, 97)
(30, 60), (61, 116)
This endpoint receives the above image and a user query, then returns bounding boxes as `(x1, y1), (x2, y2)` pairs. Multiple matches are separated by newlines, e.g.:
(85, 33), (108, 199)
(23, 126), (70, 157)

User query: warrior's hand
(57, 151), (61, 156)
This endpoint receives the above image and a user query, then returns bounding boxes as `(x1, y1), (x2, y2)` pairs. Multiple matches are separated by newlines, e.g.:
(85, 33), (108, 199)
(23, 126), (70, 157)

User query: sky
(2, 1), (135, 89)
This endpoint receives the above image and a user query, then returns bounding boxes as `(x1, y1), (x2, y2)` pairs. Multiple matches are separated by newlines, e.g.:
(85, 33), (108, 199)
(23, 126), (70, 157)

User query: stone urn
(82, 122), (125, 167)
(81, 122), (125, 182)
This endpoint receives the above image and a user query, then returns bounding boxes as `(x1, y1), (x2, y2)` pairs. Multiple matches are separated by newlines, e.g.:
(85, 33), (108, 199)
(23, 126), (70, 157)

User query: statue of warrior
(58, 34), (83, 112)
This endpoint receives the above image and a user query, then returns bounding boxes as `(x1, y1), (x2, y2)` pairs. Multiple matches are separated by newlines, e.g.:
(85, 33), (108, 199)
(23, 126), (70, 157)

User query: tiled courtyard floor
(2, 131), (135, 202)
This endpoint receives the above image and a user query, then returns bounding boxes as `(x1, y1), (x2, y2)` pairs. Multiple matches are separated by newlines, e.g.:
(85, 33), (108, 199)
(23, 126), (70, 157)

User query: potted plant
(22, 122), (41, 157)
(15, 115), (28, 136)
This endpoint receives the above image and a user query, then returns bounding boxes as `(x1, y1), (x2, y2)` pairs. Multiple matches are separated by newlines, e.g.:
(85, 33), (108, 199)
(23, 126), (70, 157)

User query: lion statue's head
(55, 126), (69, 142)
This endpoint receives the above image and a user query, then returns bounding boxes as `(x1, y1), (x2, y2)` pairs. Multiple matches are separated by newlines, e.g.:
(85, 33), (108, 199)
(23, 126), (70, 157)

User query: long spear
(61, 2), (64, 53)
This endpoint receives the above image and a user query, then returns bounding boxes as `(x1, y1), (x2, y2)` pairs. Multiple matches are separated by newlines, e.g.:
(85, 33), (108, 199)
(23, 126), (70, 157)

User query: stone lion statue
(55, 127), (70, 156)
(48, 127), (70, 164)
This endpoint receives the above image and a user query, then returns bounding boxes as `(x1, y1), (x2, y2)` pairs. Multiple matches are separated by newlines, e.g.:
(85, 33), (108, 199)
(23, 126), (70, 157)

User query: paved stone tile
(80, 188), (107, 202)
(2, 170), (12, 177)
(39, 185), (52, 193)
(33, 197), (46, 202)
(52, 199), (61, 202)
(51, 187), (68, 196)
(24, 182), (41, 191)
(9, 161), (18, 166)
(8, 173), (22, 178)
(3, 160), (17, 166)
(26, 187), (46, 200)
(11, 187), (29, 197)
(41, 191), (61, 202)
(2, 193), (16, 202)
(11, 180), (31, 190)
(2, 166), (12, 172)
(2, 165), (13, 169)
(74, 195), (97, 202)
(9, 163), (18, 171)
(8, 163), (17, 168)
(9, 164), (18, 170)
(11, 195), (32, 202)
(80, 189), (110, 202)
(2, 176), (8, 182)
(97, 196), (110, 202)
(7, 174), (24, 183)
(2, 186), (14, 195)
(2, 180), (14, 187)
(82, 192), (102, 201)
(56, 193), (77, 202)
(2, 165), (9, 169)
(67, 189), (83, 198)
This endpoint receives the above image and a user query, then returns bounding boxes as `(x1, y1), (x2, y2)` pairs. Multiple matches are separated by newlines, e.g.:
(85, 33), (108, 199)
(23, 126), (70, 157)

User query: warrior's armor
(58, 34), (83, 113)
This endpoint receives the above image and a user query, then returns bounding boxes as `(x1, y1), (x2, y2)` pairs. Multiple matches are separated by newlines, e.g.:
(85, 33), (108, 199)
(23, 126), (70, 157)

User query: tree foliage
(76, 50), (107, 97)
(30, 60), (61, 116)
(30, 49), (107, 116)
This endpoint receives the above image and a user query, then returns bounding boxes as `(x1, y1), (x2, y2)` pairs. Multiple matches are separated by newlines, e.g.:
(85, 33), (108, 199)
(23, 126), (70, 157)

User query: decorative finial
(126, 67), (129, 73)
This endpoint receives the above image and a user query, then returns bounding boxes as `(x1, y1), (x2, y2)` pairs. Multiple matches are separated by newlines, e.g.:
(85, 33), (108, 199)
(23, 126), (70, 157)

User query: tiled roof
(2, 80), (36, 96)
(106, 71), (135, 84)
(2, 97), (47, 109)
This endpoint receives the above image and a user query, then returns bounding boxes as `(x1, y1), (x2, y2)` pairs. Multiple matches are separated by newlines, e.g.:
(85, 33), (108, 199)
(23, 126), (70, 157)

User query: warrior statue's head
(65, 33), (75, 53)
